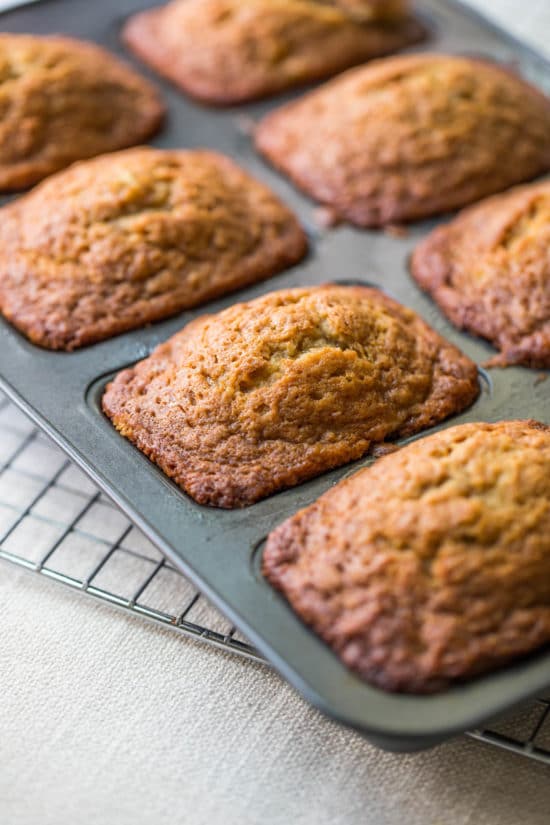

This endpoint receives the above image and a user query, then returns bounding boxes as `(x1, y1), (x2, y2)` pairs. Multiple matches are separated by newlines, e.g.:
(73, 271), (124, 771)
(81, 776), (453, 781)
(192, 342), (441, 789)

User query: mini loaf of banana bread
(263, 420), (550, 693)
(0, 147), (307, 350)
(411, 181), (550, 368)
(255, 54), (550, 227)
(102, 285), (479, 508)
(122, 0), (425, 105)
(0, 34), (164, 190)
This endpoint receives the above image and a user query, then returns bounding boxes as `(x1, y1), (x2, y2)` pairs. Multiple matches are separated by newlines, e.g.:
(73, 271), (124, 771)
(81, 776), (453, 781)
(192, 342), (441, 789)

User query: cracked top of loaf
(412, 180), (550, 368)
(0, 34), (164, 190)
(256, 53), (550, 226)
(122, 0), (425, 105)
(263, 420), (550, 693)
(0, 147), (307, 350)
(102, 285), (479, 508)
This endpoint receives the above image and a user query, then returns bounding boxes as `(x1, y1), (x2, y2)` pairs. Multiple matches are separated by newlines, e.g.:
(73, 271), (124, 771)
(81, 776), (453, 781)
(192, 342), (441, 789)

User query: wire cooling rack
(1, 388), (549, 764)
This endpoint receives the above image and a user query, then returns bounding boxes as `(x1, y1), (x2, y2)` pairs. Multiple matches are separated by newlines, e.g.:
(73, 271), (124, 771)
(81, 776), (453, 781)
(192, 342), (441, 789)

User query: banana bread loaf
(0, 34), (164, 190)
(411, 180), (550, 367)
(263, 420), (550, 693)
(122, 0), (425, 105)
(0, 147), (307, 350)
(255, 54), (550, 226)
(102, 285), (479, 508)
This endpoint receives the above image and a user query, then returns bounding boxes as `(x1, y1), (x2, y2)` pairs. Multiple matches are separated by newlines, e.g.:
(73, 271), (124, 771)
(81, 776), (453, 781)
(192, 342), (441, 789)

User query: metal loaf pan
(0, 0), (549, 752)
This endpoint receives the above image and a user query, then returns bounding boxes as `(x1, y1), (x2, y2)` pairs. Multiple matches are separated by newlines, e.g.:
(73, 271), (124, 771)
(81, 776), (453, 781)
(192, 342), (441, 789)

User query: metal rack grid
(1, 388), (549, 764)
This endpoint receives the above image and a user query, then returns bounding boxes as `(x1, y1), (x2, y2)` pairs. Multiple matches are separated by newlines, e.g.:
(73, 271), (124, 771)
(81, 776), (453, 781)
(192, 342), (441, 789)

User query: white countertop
(2, 3), (550, 824)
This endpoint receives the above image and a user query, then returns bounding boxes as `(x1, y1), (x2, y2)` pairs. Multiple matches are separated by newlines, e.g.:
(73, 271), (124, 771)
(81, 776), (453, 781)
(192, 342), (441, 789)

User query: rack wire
(1, 388), (549, 764)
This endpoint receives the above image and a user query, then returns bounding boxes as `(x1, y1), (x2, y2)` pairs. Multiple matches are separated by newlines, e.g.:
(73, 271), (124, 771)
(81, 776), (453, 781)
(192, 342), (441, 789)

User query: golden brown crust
(411, 181), (550, 368)
(0, 147), (307, 350)
(102, 285), (479, 508)
(122, 0), (425, 105)
(0, 34), (165, 190)
(327, 0), (408, 23)
(263, 420), (550, 693)
(255, 54), (550, 226)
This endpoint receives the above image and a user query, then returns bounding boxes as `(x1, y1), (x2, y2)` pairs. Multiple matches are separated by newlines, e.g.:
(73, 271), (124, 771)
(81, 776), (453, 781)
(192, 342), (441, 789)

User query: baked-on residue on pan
(102, 285), (479, 508)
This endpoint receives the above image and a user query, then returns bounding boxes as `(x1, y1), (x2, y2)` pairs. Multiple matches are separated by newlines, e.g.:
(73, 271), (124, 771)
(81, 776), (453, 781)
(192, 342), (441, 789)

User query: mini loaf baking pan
(0, 0), (549, 751)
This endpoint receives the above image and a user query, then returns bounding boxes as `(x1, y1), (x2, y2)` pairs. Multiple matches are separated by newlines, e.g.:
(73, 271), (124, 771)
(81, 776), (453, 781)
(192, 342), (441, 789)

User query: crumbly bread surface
(102, 285), (479, 508)
(0, 147), (307, 350)
(264, 420), (550, 693)
(0, 34), (164, 190)
(412, 180), (550, 368)
(256, 54), (550, 226)
(122, 0), (425, 105)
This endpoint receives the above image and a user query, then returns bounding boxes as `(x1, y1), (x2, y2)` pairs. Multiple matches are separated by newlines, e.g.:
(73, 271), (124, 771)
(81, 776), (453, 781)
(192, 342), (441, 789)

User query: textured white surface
(461, 0), (550, 56)
(1, 3), (550, 824)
